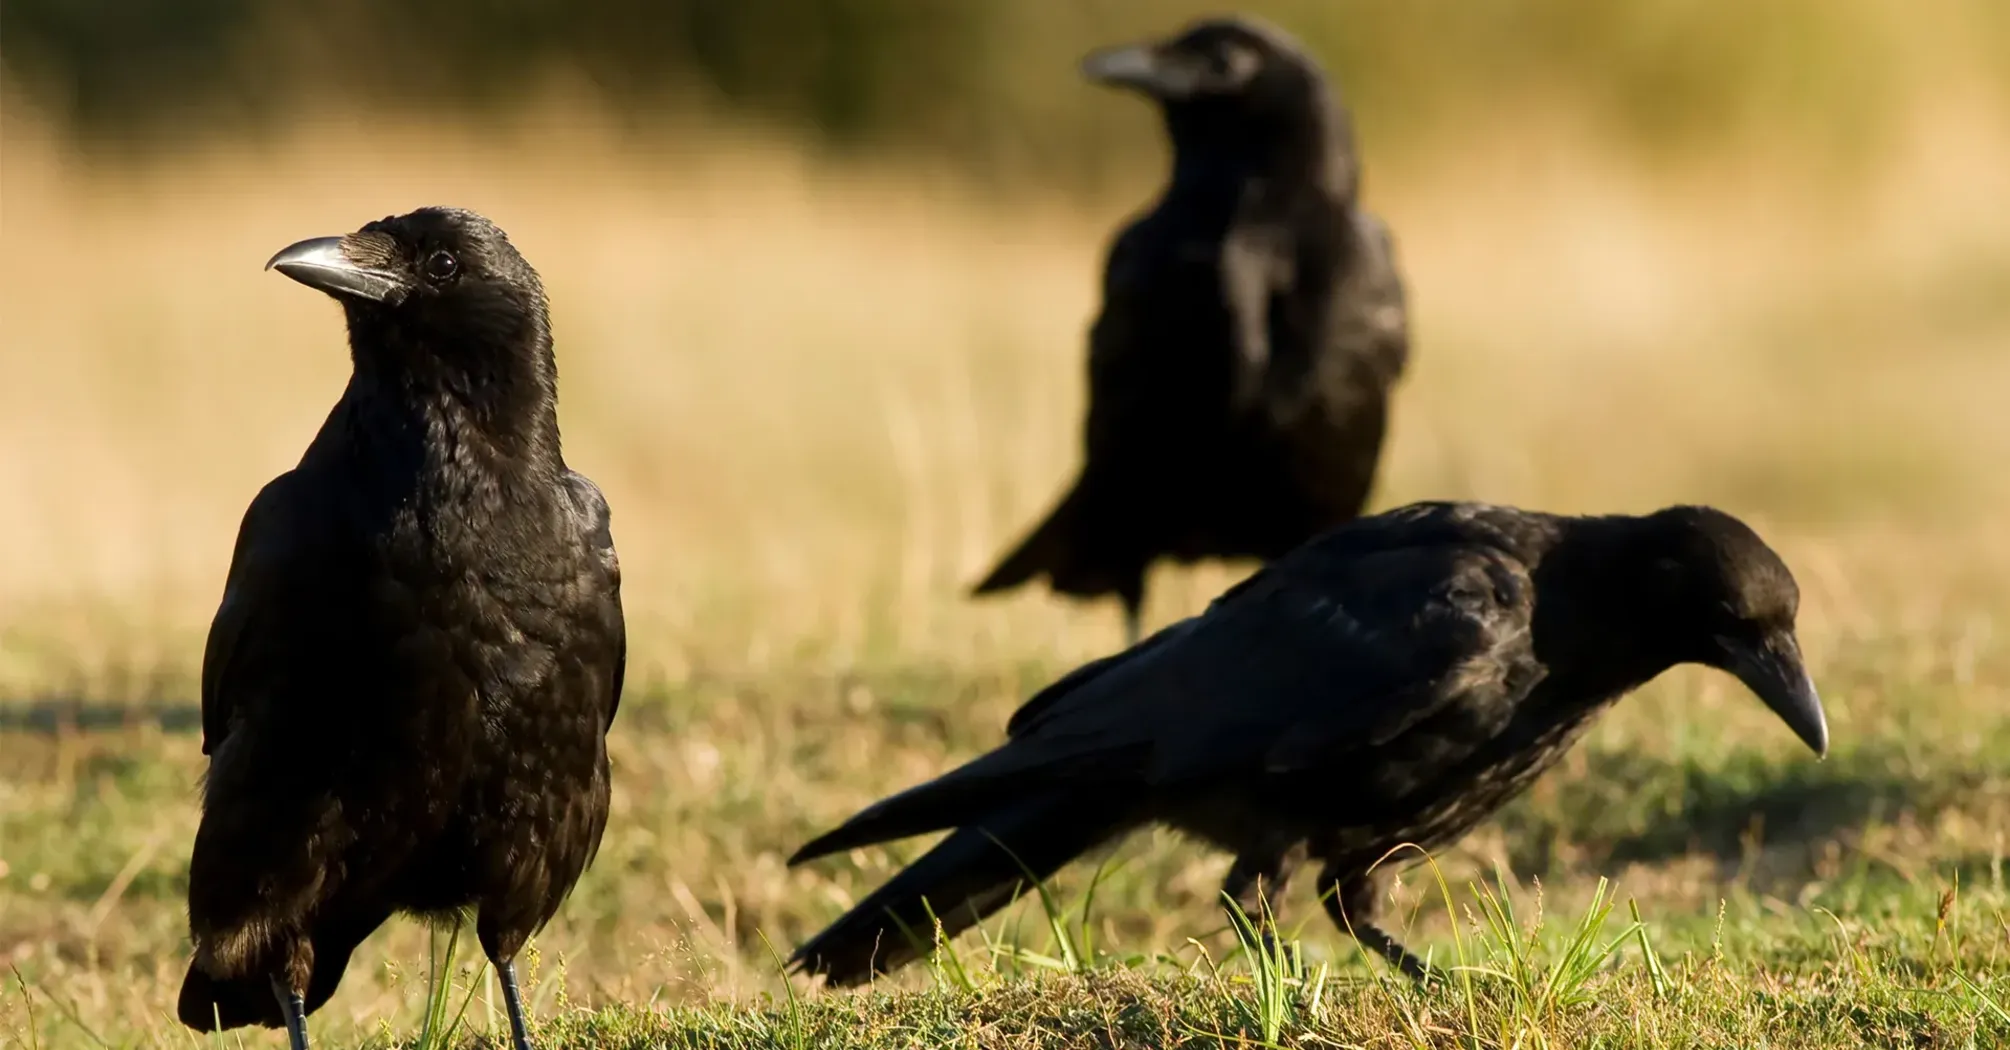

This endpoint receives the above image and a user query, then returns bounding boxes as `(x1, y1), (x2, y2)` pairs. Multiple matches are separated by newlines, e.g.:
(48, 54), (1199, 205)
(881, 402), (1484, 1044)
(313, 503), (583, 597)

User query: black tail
(177, 909), (385, 1032)
(973, 484), (1089, 597)
(789, 794), (1135, 986)
(177, 966), (281, 1032)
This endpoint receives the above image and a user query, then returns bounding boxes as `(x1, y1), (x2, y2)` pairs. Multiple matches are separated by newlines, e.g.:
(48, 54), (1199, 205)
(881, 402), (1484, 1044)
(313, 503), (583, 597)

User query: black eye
(423, 250), (459, 282)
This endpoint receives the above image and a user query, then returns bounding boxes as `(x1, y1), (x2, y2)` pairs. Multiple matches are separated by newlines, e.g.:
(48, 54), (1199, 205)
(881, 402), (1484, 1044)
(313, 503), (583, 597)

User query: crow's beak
(1718, 630), (1829, 757)
(1081, 43), (1199, 98)
(265, 234), (410, 305)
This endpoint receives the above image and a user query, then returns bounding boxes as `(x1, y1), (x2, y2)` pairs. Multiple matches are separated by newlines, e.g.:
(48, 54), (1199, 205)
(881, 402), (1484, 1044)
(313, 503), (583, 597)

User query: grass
(3, 78), (2010, 1046)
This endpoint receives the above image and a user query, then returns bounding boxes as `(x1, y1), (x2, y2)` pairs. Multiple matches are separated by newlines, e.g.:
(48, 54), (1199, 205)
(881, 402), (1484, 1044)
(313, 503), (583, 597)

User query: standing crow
(176, 208), (625, 1050)
(973, 17), (1409, 644)
(793, 502), (1828, 984)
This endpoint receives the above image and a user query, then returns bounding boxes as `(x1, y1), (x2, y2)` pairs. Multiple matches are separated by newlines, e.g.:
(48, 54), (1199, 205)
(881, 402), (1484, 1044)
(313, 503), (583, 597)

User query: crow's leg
(268, 974), (310, 1050)
(480, 913), (538, 1050)
(1317, 864), (1429, 981)
(1221, 842), (1304, 958)
(495, 960), (534, 1050)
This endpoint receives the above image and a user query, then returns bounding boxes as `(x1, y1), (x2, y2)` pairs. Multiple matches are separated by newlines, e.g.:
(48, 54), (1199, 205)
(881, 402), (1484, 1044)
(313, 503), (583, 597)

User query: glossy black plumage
(794, 501), (1828, 985)
(177, 208), (625, 1050)
(973, 17), (1409, 643)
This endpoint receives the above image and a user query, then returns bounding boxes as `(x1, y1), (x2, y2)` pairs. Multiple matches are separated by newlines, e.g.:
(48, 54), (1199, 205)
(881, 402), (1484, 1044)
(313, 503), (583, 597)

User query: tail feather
(178, 909), (385, 1032)
(177, 967), (282, 1031)
(788, 745), (1133, 867)
(973, 486), (1086, 597)
(789, 794), (1135, 986)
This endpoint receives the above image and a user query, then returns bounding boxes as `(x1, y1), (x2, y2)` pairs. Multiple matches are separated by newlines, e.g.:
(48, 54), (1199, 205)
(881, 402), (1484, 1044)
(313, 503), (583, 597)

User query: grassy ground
(4, 92), (2010, 1047)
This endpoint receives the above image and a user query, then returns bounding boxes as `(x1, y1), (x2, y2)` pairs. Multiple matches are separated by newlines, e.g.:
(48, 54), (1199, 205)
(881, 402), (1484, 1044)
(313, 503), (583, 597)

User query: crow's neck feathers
(1527, 515), (1703, 697)
(338, 296), (566, 504)
(1164, 83), (1358, 207)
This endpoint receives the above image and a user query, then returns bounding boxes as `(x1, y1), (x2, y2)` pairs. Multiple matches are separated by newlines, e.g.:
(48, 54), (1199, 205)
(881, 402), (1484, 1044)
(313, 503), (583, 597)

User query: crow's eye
(1210, 44), (1258, 82)
(423, 250), (459, 282)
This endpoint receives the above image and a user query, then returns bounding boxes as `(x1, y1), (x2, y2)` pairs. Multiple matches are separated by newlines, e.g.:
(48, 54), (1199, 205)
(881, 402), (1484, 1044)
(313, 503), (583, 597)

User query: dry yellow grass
(2, 90), (2010, 1045)
(4, 95), (2008, 688)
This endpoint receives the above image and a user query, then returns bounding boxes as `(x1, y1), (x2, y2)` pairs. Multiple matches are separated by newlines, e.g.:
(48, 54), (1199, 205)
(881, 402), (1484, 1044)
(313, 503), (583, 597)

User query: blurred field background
(4, 1), (2010, 1045)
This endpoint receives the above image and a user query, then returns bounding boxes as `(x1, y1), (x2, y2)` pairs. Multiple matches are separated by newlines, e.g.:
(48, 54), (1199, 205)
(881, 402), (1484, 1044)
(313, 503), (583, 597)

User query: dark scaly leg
(1221, 843), (1303, 958)
(1318, 864), (1429, 981)
(480, 913), (537, 1050)
(496, 960), (534, 1050)
(268, 974), (310, 1050)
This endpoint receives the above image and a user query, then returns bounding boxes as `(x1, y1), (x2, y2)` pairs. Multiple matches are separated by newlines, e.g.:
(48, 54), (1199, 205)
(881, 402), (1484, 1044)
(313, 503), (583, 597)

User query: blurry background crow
(973, 17), (1409, 644)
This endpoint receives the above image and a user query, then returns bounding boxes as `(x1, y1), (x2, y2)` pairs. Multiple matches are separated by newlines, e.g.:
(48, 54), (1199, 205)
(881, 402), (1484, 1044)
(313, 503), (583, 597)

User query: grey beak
(266, 235), (409, 304)
(1082, 43), (1198, 97)
(1720, 631), (1829, 757)
(1082, 44), (1157, 86)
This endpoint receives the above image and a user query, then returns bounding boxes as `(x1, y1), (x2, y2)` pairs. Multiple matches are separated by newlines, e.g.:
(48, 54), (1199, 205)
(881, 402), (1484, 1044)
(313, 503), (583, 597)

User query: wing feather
(997, 531), (1537, 788)
(198, 471), (342, 756)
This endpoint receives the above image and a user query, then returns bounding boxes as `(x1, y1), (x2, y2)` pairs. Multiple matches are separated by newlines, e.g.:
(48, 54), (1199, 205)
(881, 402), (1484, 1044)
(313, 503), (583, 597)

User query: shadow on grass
(1501, 741), (2003, 880)
(0, 661), (1041, 741)
(0, 696), (201, 734)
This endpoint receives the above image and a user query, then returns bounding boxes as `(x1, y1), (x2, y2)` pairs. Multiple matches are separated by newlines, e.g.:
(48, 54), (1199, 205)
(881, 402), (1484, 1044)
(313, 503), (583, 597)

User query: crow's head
(1083, 16), (1350, 189)
(1632, 506), (1827, 757)
(268, 207), (547, 353)
(1094, 18), (1333, 112)
(267, 207), (558, 434)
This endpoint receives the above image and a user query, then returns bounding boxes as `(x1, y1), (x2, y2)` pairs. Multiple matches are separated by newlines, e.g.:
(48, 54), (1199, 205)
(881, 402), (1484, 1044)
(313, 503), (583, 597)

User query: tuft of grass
(918, 900), (978, 993)
(412, 918), (486, 1050)
(752, 932), (809, 1050)
(1460, 870), (1642, 1046)
(1213, 890), (1317, 1045)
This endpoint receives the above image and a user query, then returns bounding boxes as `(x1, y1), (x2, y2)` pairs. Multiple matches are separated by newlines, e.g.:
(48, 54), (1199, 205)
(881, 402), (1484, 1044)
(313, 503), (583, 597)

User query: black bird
(176, 208), (625, 1050)
(794, 501), (1828, 985)
(973, 17), (1409, 644)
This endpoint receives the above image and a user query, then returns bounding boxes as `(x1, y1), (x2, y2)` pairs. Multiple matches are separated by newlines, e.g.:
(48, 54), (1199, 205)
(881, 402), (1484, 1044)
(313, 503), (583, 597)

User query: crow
(973, 16), (1409, 645)
(176, 208), (625, 1050)
(793, 501), (1828, 985)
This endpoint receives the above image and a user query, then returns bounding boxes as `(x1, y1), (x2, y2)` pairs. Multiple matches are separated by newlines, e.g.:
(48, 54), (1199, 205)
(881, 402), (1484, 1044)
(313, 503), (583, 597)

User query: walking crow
(798, 502), (1826, 984)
